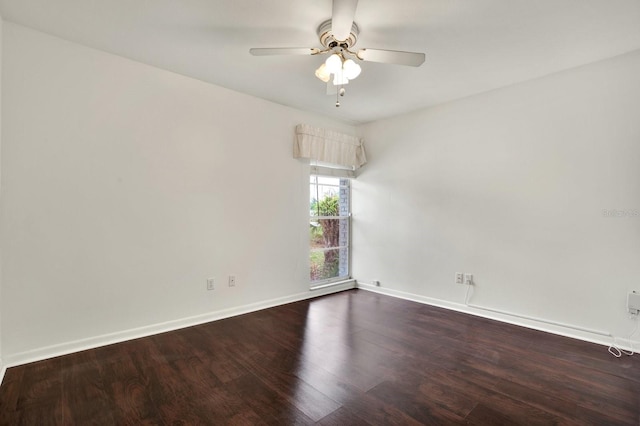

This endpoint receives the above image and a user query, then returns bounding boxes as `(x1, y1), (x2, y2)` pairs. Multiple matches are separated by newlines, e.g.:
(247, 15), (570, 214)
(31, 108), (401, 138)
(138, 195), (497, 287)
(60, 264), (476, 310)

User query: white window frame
(309, 174), (351, 287)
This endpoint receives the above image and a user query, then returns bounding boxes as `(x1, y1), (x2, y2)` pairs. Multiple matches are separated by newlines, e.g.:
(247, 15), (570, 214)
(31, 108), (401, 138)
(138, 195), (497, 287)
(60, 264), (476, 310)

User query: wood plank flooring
(1, 289), (639, 425)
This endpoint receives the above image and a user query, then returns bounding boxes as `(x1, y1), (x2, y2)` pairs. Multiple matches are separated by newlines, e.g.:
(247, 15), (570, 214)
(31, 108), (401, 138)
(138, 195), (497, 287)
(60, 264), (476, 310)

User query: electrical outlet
(455, 273), (464, 284)
(207, 278), (215, 291)
(228, 275), (236, 287)
(464, 274), (473, 285)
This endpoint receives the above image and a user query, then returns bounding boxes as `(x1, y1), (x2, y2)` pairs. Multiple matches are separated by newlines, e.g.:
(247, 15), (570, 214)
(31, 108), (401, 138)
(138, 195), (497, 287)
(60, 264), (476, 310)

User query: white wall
(354, 49), (640, 345)
(0, 23), (356, 363)
(4, 19), (638, 369)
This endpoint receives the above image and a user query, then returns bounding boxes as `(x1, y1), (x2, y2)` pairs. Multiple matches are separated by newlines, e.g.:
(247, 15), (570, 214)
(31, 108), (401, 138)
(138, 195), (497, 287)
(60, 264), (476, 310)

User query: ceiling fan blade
(332, 0), (358, 41)
(357, 48), (426, 67)
(249, 48), (319, 56)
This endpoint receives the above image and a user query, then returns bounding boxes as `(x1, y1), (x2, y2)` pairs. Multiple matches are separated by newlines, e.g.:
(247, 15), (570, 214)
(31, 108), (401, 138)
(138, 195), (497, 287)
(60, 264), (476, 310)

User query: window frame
(309, 174), (352, 287)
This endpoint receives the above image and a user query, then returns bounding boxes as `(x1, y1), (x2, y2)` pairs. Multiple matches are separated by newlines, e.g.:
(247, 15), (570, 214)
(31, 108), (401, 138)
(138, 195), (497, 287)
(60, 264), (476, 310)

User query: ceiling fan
(249, 0), (425, 107)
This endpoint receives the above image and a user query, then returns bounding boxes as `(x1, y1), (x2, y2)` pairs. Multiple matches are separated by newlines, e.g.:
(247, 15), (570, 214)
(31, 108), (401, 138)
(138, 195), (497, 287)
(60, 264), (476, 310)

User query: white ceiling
(1, 0), (640, 124)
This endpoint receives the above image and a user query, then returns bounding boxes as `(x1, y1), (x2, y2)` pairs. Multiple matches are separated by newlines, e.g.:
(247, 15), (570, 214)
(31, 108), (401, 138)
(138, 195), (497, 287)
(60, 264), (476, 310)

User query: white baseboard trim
(356, 282), (627, 350)
(1, 281), (356, 376)
(0, 358), (5, 386)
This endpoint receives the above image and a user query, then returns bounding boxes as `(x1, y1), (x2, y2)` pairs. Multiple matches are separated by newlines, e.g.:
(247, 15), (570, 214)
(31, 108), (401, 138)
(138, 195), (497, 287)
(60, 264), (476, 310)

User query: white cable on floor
(462, 282), (611, 337)
(462, 280), (629, 356)
(608, 316), (639, 358)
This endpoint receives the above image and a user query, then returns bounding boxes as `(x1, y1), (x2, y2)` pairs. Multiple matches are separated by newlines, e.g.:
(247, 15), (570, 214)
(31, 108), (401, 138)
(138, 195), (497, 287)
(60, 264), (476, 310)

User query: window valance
(294, 124), (367, 170)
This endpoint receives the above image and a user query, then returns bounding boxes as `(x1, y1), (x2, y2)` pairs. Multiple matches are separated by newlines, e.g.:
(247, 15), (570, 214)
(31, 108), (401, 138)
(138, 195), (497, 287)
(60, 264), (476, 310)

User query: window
(309, 175), (350, 285)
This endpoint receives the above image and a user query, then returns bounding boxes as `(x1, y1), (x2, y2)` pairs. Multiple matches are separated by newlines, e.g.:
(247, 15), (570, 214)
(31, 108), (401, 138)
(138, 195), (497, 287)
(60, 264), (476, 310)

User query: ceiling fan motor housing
(318, 19), (359, 49)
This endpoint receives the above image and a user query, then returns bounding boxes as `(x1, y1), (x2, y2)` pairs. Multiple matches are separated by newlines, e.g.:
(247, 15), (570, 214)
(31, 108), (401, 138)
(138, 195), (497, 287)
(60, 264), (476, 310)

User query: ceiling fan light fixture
(342, 59), (361, 80)
(325, 54), (342, 74)
(315, 63), (331, 82)
(250, 3), (426, 108)
(333, 69), (350, 86)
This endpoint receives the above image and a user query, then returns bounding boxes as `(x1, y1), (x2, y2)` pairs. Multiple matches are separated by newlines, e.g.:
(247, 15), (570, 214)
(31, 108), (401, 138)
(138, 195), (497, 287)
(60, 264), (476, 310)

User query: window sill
(310, 278), (356, 291)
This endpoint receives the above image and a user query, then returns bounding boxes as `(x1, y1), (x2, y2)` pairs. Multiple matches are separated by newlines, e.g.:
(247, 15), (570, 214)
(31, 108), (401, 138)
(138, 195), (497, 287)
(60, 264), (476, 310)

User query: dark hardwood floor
(1, 289), (639, 425)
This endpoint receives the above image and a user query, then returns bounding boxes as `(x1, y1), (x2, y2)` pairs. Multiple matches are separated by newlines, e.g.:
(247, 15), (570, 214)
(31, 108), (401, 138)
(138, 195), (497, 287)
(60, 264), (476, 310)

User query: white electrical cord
(608, 315), (639, 358)
(462, 279), (615, 343)
(464, 281), (472, 306)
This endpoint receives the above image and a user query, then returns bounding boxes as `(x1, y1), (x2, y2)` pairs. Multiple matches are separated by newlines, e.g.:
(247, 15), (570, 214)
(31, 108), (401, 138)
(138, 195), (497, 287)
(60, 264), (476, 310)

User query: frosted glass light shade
(315, 63), (330, 82)
(342, 59), (361, 80)
(325, 54), (342, 74)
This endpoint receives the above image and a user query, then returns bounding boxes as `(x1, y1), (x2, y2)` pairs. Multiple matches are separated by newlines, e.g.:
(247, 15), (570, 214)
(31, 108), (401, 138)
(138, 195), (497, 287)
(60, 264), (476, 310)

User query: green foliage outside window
(310, 194), (340, 281)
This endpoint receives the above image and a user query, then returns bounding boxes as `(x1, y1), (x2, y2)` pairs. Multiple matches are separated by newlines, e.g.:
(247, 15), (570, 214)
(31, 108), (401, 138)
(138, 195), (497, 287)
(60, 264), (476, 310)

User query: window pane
(310, 218), (349, 249)
(311, 190), (339, 217)
(309, 174), (350, 285)
(309, 247), (349, 282)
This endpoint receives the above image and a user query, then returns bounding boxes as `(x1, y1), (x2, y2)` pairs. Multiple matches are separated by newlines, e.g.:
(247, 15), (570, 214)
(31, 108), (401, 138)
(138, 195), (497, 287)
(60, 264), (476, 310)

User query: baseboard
(356, 282), (634, 350)
(1, 281), (356, 375)
(3, 278), (633, 388)
(0, 358), (5, 385)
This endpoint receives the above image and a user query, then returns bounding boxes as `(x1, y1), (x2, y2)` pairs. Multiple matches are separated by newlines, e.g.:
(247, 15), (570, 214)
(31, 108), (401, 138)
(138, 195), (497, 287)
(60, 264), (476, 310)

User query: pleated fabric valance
(294, 124), (367, 170)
